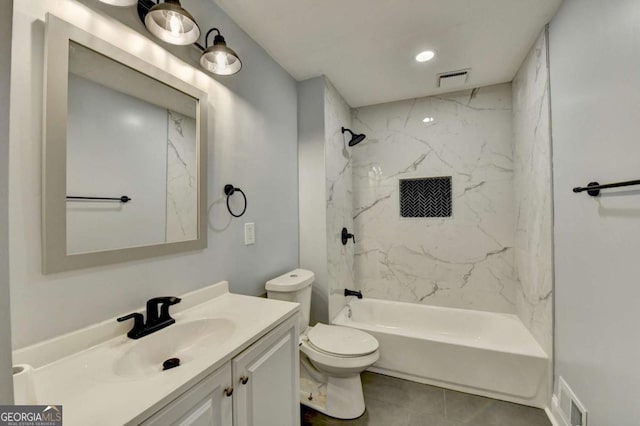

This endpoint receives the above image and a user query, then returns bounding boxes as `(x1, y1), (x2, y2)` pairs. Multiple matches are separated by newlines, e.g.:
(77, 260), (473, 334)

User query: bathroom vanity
(12, 282), (300, 426)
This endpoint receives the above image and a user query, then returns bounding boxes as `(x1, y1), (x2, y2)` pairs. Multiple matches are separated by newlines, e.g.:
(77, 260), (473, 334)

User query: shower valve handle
(341, 227), (355, 245)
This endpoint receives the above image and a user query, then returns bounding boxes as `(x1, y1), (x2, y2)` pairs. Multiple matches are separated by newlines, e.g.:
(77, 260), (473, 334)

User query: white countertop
(12, 281), (299, 425)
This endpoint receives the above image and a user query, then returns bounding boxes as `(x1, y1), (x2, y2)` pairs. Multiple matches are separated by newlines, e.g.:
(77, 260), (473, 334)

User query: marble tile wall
(351, 83), (518, 313)
(166, 110), (198, 242)
(324, 79), (355, 320)
(512, 29), (553, 356)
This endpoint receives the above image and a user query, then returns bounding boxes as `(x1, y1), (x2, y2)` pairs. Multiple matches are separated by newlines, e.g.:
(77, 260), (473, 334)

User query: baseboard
(548, 395), (569, 426)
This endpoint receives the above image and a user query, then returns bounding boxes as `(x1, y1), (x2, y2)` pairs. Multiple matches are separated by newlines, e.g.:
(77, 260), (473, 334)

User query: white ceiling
(212, 0), (562, 107)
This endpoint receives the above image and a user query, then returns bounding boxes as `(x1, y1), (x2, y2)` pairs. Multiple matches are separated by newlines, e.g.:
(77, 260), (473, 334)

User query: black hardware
(203, 28), (225, 50)
(224, 184), (247, 217)
(240, 375), (249, 385)
(573, 179), (640, 197)
(162, 357), (181, 371)
(66, 195), (131, 203)
(224, 387), (234, 397)
(341, 227), (355, 245)
(136, 0), (155, 24)
(116, 312), (144, 339)
(117, 296), (181, 339)
(146, 296), (181, 326)
(341, 127), (367, 147)
(344, 289), (363, 299)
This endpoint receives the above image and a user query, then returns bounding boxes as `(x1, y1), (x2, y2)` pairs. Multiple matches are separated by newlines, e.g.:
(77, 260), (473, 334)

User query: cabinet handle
(224, 386), (234, 397)
(240, 375), (249, 385)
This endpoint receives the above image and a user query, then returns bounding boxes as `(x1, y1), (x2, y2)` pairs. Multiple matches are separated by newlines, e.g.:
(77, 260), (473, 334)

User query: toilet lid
(307, 324), (379, 357)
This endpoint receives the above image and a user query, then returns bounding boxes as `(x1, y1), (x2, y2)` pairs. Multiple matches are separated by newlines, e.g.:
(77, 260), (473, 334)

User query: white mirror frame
(42, 14), (208, 274)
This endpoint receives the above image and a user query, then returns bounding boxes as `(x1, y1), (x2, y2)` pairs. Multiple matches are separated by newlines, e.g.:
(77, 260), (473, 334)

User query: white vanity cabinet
(141, 364), (233, 426)
(232, 317), (299, 426)
(141, 315), (299, 426)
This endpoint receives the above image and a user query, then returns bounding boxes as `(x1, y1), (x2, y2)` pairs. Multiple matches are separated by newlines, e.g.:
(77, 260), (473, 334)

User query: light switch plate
(244, 223), (255, 245)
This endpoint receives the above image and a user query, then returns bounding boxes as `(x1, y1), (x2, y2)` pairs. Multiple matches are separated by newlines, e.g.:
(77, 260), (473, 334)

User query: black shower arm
(341, 127), (356, 137)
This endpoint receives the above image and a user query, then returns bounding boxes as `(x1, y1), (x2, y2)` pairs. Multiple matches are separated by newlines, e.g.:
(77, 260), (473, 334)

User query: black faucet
(117, 296), (182, 339)
(344, 289), (363, 299)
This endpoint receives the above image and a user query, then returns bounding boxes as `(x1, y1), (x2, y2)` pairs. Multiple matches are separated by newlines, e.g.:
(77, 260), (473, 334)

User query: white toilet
(266, 269), (379, 420)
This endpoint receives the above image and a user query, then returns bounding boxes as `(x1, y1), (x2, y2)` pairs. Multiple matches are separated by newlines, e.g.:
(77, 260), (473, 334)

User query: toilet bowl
(266, 269), (379, 419)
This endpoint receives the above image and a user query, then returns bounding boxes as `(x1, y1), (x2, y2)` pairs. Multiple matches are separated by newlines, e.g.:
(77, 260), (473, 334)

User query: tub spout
(344, 289), (363, 299)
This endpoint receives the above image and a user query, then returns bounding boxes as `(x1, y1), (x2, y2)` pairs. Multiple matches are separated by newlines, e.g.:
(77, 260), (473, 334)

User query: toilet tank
(266, 269), (314, 332)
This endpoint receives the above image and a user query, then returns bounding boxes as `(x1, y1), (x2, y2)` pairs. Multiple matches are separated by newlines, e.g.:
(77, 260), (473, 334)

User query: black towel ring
(224, 184), (247, 218)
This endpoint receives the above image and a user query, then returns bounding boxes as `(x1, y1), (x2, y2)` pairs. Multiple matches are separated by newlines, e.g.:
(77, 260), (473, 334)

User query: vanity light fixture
(99, 1), (242, 76)
(199, 28), (242, 76)
(144, 0), (200, 45)
(422, 116), (435, 124)
(416, 50), (435, 63)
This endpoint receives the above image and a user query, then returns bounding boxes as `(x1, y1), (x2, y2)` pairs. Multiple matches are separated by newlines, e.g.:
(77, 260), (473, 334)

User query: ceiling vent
(438, 69), (470, 89)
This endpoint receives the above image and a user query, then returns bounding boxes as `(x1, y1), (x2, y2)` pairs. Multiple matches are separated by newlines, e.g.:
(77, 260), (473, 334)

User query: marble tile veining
(325, 78), (356, 320)
(351, 84), (518, 314)
(166, 110), (197, 241)
(512, 29), (553, 357)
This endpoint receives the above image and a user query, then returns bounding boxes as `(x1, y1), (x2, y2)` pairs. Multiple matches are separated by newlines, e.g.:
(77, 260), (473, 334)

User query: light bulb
(214, 52), (228, 71)
(166, 12), (183, 36)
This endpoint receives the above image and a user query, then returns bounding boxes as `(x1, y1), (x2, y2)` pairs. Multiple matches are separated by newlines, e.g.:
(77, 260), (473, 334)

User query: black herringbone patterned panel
(400, 177), (452, 218)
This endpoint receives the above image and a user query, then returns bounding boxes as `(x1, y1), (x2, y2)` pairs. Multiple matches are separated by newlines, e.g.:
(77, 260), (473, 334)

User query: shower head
(341, 127), (366, 147)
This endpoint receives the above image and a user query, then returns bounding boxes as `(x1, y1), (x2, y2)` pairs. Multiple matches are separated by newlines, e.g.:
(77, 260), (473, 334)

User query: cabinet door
(232, 315), (299, 426)
(141, 363), (233, 426)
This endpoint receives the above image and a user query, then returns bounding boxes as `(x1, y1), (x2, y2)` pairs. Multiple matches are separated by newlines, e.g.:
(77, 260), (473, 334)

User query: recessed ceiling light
(423, 117), (435, 124)
(416, 50), (435, 63)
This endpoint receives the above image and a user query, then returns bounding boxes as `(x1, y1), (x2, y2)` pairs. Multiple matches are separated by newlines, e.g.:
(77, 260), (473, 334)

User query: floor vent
(438, 69), (470, 89)
(555, 377), (587, 426)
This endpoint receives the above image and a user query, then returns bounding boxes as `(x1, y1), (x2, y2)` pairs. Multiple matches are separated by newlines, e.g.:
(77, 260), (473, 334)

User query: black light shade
(199, 28), (242, 75)
(144, 0), (200, 45)
(341, 127), (366, 147)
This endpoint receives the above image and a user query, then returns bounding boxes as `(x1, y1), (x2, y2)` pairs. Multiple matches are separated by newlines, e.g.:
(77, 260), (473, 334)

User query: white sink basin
(113, 318), (235, 379)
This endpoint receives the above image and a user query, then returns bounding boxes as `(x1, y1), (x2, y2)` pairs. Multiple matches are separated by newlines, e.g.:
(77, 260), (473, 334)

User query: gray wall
(550, 0), (640, 423)
(297, 77), (328, 325)
(0, 0), (14, 405)
(10, 0), (298, 348)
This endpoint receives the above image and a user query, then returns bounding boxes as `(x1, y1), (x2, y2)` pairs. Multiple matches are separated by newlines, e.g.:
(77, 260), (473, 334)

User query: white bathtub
(333, 298), (549, 408)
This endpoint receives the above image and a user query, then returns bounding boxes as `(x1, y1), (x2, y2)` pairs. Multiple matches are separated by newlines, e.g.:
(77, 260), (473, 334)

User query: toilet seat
(300, 338), (380, 377)
(306, 323), (379, 357)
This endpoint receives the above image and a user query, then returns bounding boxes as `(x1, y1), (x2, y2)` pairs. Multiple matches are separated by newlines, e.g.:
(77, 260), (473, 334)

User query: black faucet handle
(117, 312), (144, 324)
(117, 312), (145, 339)
(341, 227), (356, 245)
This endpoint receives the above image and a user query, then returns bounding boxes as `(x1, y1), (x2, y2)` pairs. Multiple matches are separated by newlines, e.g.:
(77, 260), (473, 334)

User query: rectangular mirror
(43, 14), (208, 273)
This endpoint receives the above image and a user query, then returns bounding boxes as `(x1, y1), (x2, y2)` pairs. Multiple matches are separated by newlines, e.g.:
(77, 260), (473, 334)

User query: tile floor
(301, 372), (551, 426)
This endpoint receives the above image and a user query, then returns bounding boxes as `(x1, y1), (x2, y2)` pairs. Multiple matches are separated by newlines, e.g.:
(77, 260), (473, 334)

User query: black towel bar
(66, 196), (131, 203)
(572, 180), (640, 197)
